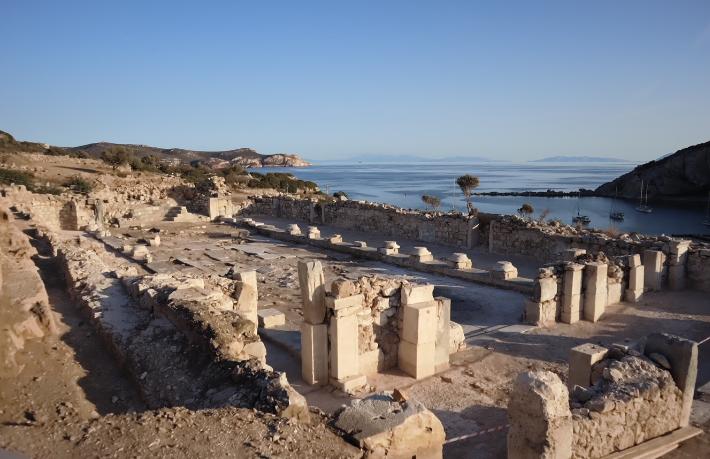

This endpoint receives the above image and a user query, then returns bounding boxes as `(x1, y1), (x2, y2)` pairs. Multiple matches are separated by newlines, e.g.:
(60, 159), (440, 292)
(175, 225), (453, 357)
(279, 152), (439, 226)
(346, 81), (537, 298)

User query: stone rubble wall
(0, 210), (59, 378)
(241, 195), (481, 248)
(41, 229), (308, 419)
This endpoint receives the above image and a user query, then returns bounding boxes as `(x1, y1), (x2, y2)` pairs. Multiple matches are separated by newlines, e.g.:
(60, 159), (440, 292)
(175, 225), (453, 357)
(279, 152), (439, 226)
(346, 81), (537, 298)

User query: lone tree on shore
(421, 194), (441, 211)
(518, 203), (534, 219)
(456, 174), (480, 214)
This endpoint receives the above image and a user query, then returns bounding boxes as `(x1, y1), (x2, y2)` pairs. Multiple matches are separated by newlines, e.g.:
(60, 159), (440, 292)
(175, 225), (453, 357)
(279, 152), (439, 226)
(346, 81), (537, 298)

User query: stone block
(561, 263), (583, 324)
(333, 393), (445, 459)
(434, 297), (451, 372)
(378, 240), (400, 255)
(257, 308), (285, 328)
(568, 343), (608, 389)
(326, 294), (364, 318)
(353, 241), (367, 248)
(329, 234), (343, 244)
(401, 284), (434, 305)
(402, 301), (438, 344)
(359, 349), (382, 375)
(524, 299), (557, 326)
(643, 250), (664, 291)
(583, 262), (607, 322)
(449, 321), (466, 354)
(373, 307), (396, 327)
(507, 371), (571, 459)
(234, 270), (258, 332)
(626, 253), (642, 267)
(491, 261), (518, 280)
(287, 224), (301, 236)
(331, 278), (358, 298)
(607, 281), (622, 305)
(398, 340), (435, 380)
(644, 333), (698, 427)
(298, 260), (326, 324)
(668, 263), (686, 291)
(534, 276), (558, 303)
(301, 323), (329, 386)
(447, 252), (472, 269)
(330, 313), (360, 380)
(307, 226), (320, 239)
(330, 374), (368, 394)
(410, 246), (433, 263)
(561, 248), (586, 261)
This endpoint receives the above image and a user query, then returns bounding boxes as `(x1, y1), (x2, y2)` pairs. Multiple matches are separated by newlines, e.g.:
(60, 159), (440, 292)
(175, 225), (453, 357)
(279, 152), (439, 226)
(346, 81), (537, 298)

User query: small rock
(648, 352), (671, 370)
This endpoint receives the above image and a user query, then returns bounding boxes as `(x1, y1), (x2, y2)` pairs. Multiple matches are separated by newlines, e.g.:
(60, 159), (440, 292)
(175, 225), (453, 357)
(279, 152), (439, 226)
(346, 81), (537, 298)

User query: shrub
(518, 203), (534, 218)
(0, 168), (34, 187)
(65, 176), (93, 193)
(456, 174), (480, 213)
(422, 194), (441, 211)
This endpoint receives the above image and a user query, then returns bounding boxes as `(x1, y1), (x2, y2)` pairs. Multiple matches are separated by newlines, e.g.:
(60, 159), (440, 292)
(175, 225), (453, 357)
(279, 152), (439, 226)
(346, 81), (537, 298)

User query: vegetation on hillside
(0, 168), (63, 195)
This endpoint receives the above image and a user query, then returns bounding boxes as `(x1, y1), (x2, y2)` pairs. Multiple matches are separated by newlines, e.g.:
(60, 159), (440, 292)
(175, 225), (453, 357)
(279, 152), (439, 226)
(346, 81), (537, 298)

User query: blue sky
(1, 1), (709, 161)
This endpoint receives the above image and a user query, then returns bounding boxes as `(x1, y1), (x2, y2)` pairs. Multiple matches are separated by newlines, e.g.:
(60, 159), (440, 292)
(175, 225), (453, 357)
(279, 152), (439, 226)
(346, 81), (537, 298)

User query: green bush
(65, 176), (93, 193)
(0, 168), (34, 187)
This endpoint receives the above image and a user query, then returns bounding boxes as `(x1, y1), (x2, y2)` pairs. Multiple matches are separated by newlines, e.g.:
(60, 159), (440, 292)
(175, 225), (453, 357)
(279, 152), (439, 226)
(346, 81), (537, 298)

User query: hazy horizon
(2, 1), (709, 162)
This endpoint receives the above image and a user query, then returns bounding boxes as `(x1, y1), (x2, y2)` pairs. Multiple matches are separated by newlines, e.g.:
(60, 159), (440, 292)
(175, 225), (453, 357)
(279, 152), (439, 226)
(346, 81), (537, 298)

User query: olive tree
(456, 174), (480, 213)
(421, 194), (441, 211)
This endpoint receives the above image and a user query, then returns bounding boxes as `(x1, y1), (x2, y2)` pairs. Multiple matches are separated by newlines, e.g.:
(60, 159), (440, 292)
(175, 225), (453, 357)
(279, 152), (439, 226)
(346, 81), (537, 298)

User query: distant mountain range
(531, 155), (630, 163)
(0, 130), (310, 168)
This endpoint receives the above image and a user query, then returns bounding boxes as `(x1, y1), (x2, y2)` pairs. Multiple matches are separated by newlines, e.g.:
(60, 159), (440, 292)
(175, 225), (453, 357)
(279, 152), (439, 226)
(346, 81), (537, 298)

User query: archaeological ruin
(1, 171), (708, 459)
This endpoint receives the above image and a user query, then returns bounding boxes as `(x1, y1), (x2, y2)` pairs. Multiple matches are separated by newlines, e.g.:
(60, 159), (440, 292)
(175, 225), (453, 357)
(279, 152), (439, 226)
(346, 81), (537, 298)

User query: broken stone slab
(410, 246), (433, 263)
(257, 308), (286, 328)
(447, 252), (472, 269)
(507, 370), (572, 459)
(490, 261), (518, 280)
(286, 223), (302, 236)
(297, 260), (326, 324)
(333, 392), (445, 459)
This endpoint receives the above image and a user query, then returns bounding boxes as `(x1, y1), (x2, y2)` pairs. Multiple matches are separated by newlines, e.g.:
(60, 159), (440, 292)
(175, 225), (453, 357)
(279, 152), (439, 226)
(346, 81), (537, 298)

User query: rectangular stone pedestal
(568, 343), (608, 389)
(329, 314), (360, 380)
(583, 262), (607, 322)
(301, 323), (328, 386)
(561, 263), (583, 324)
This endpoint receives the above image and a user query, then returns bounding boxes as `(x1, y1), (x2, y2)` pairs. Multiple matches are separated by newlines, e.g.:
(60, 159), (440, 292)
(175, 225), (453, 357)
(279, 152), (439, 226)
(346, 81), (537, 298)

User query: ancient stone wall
(242, 195), (481, 248)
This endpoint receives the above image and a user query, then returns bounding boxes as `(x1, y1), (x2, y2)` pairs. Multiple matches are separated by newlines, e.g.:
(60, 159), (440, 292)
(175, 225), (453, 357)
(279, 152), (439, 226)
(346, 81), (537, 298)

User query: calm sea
(253, 162), (709, 236)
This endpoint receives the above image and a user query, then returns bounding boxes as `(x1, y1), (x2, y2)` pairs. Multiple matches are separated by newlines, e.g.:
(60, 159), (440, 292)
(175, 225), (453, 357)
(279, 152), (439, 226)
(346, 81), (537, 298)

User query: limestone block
(330, 314), (360, 380)
(333, 393), (446, 459)
(402, 301), (438, 344)
(491, 261), (518, 280)
(307, 226), (320, 239)
(644, 333), (698, 427)
(398, 339), (435, 380)
(449, 321), (466, 354)
(131, 244), (150, 261)
(507, 371), (572, 459)
(401, 284), (434, 305)
(329, 234), (343, 244)
(242, 341), (267, 362)
(625, 265), (644, 303)
(434, 297), (451, 372)
(378, 240), (400, 255)
(626, 254), (642, 267)
(359, 349), (382, 375)
(148, 235), (161, 247)
(447, 252), (472, 269)
(354, 241), (367, 248)
(534, 277), (558, 303)
(234, 271), (258, 333)
(410, 246), (433, 263)
(373, 307), (396, 326)
(643, 250), (664, 291)
(561, 248), (586, 261)
(298, 260), (326, 324)
(583, 262), (607, 322)
(607, 281), (622, 305)
(326, 294), (364, 318)
(301, 322), (328, 386)
(331, 278), (358, 298)
(257, 308), (286, 328)
(568, 343), (608, 389)
(330, 374), (368, 394)
(524, 299), (556, 326)
(561, 263), (583, 324)
(287, 223), (302, 236)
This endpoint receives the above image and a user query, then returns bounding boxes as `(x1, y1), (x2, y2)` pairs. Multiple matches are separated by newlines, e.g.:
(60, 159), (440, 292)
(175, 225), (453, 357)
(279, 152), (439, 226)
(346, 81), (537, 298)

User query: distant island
(531, 155), (629, 163)
(320, 154), (501, 163)
(0, 130), (311, 168)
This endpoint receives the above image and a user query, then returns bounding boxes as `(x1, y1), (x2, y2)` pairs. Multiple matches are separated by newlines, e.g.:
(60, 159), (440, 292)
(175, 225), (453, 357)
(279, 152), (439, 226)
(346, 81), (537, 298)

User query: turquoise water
(253, 162), (709, 236)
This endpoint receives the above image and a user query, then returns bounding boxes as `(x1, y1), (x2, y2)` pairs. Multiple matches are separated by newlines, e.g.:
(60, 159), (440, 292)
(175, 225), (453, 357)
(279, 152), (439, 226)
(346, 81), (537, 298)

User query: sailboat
(572, 192), (591, 224)
(635, 180), (652, 213)
(609, 187), (624, 221)
(703, 191), (710, 227)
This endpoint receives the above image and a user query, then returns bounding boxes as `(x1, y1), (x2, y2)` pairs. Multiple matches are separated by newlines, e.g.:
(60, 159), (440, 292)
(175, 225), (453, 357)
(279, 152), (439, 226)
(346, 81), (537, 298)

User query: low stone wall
(241, 195), (481, 248)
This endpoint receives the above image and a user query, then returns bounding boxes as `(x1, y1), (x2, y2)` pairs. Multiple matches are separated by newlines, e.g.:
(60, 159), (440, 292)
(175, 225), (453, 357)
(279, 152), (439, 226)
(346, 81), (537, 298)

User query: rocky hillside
(595, 140), (710, 202)
(0, 130), (311, 167)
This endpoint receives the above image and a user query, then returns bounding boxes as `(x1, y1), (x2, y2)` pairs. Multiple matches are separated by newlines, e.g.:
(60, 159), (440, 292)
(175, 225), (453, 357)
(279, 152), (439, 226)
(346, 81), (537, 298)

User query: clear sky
(1, 1), (709, 161)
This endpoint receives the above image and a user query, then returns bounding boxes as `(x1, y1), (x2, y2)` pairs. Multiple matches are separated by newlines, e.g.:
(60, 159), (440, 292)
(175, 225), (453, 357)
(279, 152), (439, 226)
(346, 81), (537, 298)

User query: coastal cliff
(595, 140), (710, 202)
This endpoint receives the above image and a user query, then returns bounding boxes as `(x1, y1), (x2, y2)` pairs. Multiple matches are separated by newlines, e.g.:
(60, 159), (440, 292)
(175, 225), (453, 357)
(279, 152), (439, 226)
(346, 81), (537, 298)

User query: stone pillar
(568, 343), (608, 389)
(297, 261), (326, 324)
(524, 270), (558, 326)
(410, 246), (433, 263)
(507, 371), (572, 459)
(644, 333), (698, 427)
(398, 285), (437, 379)
(667, 240), (691, 291)
(298, 260), (329, 386)
(643, 250), (664, 291)
(583, 262), (607, 322)
(328, 295), (365, 390)
(560, 263), (583, 324)
(287, 224), (302, 236)
(434, 297), (451, 373)
(234, 270), (259, 333)
(625, 254), (644, 303)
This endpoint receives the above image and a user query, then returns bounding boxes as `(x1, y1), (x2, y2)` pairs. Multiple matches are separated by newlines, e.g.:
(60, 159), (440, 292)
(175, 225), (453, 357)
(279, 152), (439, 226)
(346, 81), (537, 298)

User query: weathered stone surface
(449, 321), (466, 354)
(257, 308), (285, 328)
(401, 284), (434, 305)
(330, 313), (360, 380)
(568, 343), (608, 389)
(334, 392), (445, 459)
(643, 250), (664, 291)
(234, 270), (258, 333)
(301, 322), (328, 386)
(434, 298), (451, 372)
(402, 301), (438, 344)
(398, 339), (435, 380)
(297, 260), (326, 324)
(508, 370), (571, 459)
(583, 262), (607, 322)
